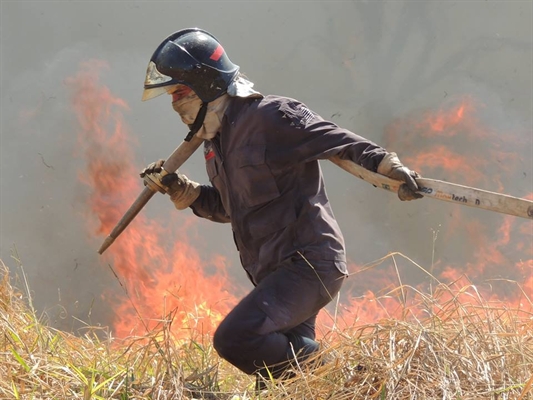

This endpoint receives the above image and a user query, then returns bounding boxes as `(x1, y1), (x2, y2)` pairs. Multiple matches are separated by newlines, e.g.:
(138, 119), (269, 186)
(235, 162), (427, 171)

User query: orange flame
(331, 97), (532, 330)
(67, 61), (531, 339)
(67, 60), (238, 338)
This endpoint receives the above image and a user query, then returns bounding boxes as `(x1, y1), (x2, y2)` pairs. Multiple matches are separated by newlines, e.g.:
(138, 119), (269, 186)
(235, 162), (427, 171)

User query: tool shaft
(97, 135), (204, 254)
(330, 156), (533, 220)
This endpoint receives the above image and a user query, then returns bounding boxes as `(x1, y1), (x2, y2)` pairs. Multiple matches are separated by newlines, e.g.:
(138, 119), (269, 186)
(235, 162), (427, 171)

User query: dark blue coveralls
(189, 94), (387, 377)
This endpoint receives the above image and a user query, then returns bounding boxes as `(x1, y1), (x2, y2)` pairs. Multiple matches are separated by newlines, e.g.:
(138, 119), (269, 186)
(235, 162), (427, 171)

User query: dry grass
(275, 288), (533, 400)
(0, 258), (532, 400)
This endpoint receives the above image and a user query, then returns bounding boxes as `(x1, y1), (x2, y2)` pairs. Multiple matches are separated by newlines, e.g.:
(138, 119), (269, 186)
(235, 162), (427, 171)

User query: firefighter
(139, 28), (422, 388)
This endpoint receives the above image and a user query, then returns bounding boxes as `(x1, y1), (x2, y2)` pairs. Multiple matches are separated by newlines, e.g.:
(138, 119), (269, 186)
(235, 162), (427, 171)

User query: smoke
(1, 2), (531, 332)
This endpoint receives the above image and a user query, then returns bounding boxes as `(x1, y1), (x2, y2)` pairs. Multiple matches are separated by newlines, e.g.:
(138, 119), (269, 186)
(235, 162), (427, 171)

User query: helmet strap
(184, 102), (208, 142)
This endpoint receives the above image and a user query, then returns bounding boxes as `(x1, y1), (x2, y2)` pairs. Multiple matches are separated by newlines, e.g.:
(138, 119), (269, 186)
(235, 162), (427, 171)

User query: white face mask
(172, 92), (230, 140)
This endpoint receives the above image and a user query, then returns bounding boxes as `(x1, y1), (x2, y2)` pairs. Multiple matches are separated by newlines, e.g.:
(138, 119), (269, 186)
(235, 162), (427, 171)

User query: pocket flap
(235, 145), (266, 168)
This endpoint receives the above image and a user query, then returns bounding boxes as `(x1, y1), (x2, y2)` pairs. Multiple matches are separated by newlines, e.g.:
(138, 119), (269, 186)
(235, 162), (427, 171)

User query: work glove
(377, 152), (423, 201)
(140, 159), (201, 210)
(140, 159), (166, 177)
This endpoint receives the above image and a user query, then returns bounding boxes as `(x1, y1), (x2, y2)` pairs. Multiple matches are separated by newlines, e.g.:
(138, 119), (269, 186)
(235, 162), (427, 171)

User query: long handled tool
(330, 156), (533, 220)
(98, 148), (532, 255)
(97, 135), (204, 254)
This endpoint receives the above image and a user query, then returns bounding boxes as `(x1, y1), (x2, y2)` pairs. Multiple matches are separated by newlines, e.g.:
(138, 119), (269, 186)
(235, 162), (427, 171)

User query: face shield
(141, 61), (174, 101)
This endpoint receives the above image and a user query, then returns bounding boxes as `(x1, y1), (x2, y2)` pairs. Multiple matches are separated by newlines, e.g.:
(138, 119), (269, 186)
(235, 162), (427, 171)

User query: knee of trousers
(213, 324), (265, 375)
(213, 319), (255, 360)
(213, 323), (235, 360)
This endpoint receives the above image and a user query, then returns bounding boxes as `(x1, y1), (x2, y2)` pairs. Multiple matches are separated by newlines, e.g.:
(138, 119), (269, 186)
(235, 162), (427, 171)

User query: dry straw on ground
(0, 258), (531, 400)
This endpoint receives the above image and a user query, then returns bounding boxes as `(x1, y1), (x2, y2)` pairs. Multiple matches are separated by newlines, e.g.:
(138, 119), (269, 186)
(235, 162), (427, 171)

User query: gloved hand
(139, 159), (201, 210)
(140, 159), (166, 177)
(377, 152), (423, 201)
(161, 172), (201, 210)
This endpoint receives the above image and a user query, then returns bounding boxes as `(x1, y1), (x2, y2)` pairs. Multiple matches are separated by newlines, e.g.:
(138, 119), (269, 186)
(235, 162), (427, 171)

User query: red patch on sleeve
(209, 44), (224, 61)
(205, 149), (215, 161)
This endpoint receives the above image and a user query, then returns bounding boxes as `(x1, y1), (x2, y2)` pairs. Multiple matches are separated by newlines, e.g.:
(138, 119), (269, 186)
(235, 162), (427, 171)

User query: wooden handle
(98, 135), (204, 254)
(162, 135), (204, 173)
(330, 156), (533, 220)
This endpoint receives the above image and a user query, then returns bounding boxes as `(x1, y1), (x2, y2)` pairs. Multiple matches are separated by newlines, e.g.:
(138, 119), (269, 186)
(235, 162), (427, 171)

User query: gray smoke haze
(1, 2), (531, 332)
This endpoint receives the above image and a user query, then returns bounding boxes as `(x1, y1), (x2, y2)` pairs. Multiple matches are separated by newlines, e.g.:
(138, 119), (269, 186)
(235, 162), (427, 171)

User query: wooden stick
(330, 156), (533, 220)
(98, 135), (204, 254)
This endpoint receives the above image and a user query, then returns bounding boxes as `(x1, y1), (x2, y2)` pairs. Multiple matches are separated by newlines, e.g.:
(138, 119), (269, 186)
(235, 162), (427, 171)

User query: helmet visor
(143, 83), (192, 102)
(142, 60), (173, 101)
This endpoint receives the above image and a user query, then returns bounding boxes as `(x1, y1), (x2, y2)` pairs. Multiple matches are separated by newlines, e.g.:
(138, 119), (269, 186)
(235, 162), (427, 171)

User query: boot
(255, 333), (320, 393)
(285, 332), (320, 362)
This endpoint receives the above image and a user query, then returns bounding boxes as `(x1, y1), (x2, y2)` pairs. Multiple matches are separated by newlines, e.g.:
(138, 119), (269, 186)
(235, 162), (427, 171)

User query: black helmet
(142, 28), (240, 103)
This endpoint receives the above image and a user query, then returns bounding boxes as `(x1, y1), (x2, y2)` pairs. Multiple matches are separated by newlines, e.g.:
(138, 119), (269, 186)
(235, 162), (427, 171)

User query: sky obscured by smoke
(1, 1), (531, 332)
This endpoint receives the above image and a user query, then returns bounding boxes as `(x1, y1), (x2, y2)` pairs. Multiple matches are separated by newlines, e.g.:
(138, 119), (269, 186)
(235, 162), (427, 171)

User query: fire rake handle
(97, 135), (204, 255)
(98, 148), (531, 254)
(97, 187), (156, 254)
(330, 156), (533, 220)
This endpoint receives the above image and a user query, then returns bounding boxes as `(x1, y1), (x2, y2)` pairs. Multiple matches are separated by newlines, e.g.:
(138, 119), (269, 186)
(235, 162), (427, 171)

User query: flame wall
(1, 2), (531, 334)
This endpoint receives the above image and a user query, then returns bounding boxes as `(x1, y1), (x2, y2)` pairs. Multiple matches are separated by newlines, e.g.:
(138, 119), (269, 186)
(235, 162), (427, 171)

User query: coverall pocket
(234, 145), (280, 208)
